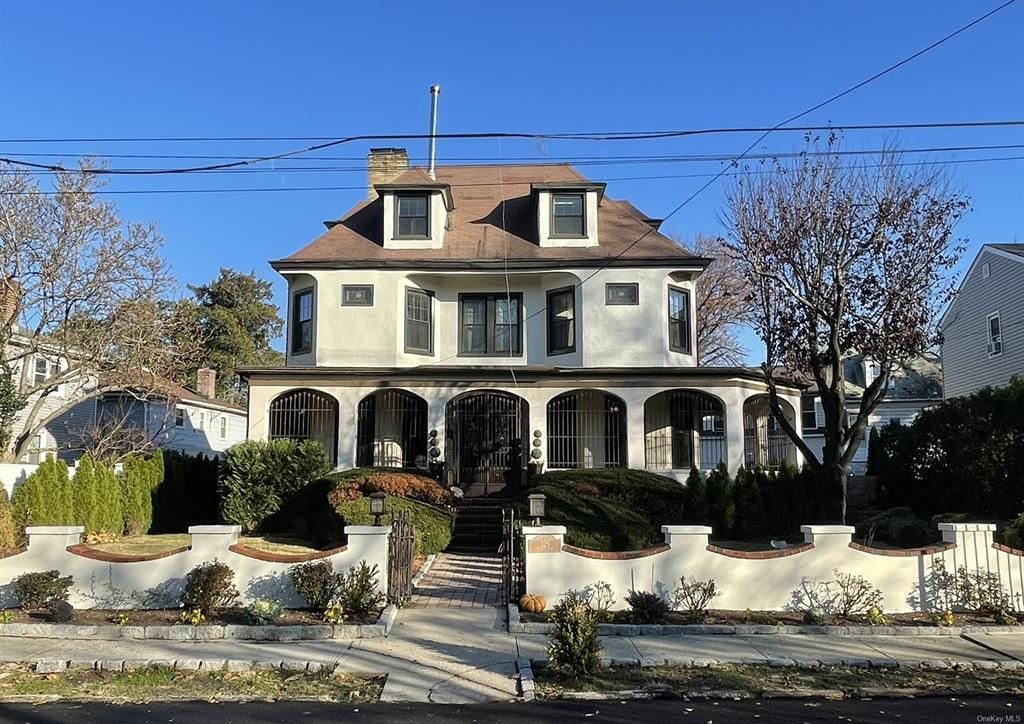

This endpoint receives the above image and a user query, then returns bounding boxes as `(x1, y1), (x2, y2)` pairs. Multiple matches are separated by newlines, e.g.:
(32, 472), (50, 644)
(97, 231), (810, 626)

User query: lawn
(0, 663), (383, 703)
(86, 533), (323, 557)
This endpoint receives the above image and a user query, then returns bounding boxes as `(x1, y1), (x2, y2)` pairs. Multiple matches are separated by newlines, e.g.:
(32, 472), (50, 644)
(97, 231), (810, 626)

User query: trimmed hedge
(333, 495), (453, 555)
(12, 456), (72, 528)
(330, 467), (452, 505)
(151, 450), (220, 533)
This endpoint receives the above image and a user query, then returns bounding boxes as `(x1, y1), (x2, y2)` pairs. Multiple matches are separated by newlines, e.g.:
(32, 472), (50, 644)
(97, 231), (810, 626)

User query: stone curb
(0, 610), (393, 642)
(530, 655), (1024, 670)
(516, 657), (535, 702)
(410, 554), (437, 588)
(34, 659), (385, 675)
(505, 607), (1021, 637)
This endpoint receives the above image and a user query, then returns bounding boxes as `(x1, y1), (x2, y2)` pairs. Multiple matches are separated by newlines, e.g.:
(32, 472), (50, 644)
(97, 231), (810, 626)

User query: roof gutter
(270, 256), (714, 272)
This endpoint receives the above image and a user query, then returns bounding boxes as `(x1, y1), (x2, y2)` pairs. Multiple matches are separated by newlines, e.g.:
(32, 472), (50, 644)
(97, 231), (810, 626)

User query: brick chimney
(367, 148), (409, 200)
(1, 277), (21, 327)
(196, 367), (216, 399)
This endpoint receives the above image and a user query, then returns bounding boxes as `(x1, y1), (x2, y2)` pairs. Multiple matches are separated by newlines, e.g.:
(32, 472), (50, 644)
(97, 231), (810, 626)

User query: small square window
(396, 194), (429, 239)
(605, 283), (639, 305)
(341, 285), (374, 306)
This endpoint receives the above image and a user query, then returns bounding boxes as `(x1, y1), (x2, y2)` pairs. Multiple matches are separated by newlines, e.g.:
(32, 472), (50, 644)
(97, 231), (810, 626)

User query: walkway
(409, 552), (503, 608)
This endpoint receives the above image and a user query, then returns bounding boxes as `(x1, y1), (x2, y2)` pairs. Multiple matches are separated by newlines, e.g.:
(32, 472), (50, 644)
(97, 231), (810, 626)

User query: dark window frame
(546, 285), (577, 356)
(667, 285), (692, 354)
(457, 292), (524, 357)
(341, 284), (374, 307)
(394, 193), (431, 240)
(550, 192), (586, 238)
(291, 288), (314, 355)
(605, 282), (639, 305)
(404, 287), (434, 355)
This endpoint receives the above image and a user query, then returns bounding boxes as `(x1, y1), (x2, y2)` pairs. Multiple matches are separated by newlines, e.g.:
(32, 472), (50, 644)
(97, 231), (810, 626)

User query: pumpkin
(519, 593), (546, 613)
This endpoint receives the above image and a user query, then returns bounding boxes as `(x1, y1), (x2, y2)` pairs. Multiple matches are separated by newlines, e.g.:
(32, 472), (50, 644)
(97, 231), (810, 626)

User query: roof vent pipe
(428, 84), (440, 180)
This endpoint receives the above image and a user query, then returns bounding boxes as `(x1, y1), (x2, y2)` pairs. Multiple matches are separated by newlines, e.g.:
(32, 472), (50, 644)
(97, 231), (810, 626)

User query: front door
(446, 391), (528, 497)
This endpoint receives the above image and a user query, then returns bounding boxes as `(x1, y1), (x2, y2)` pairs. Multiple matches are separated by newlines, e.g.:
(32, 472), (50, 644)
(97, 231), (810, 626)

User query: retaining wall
(0, 525), (389, 609)
(522, 523), (1024, 613)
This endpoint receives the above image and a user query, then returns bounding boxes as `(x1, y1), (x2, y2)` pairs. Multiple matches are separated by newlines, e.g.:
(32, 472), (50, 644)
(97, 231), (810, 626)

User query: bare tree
(723, 139), (969, 521)
(0, 162), (201, 461)
(674, 233), (753, 365)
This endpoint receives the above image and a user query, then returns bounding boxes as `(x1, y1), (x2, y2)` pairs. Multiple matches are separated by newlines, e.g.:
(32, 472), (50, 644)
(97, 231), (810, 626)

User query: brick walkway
(409, 552), (503, 608)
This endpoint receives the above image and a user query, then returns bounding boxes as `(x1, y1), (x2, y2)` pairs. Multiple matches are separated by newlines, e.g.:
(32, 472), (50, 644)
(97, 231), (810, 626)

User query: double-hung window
(174, 408), (185, 427)
(396, 194), (429, 239)
(551, 193), (585, 237)
(987, 312), (1002, 357)
(197, 412), (205, 431)
(32, 357), (59, 386)
(405, 288), (433, 354)
(291, 289), (313, 354)
(220, 416), (228, 440)
(546, 286), (576, 355)
(459, 293), (522, 356)
(667, 286), (691, 353)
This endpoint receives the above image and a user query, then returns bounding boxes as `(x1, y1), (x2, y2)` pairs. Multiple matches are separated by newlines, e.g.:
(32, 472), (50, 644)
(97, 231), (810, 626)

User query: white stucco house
(241, 148), (804, 497)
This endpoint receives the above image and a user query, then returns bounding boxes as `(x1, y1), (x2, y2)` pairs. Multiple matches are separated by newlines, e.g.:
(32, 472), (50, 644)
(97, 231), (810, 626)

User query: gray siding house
(940, 244), (1024, 399)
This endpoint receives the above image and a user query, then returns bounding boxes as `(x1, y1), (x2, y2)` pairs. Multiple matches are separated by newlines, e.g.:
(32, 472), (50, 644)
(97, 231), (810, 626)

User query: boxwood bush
(332, 495), (453, 555)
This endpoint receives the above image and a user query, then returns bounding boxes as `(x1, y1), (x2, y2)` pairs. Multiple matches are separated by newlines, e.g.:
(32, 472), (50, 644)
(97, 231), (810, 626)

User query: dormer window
(396, 194), (429, 239)
(551, 193), (585, 237)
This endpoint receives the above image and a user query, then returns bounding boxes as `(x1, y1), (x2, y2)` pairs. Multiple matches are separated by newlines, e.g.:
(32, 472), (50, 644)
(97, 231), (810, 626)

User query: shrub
(733, 466), (767, 539)
(244, 598), (283, 625)
(928, 559), (1015, 618)
(804, 607), (831, 625)
(683, 468), (707, 523)
(323, 604), (346, 624)
(178, 608), (205, 626)
(219, 439), (331, 534)
(93, 461), (124, 535)
(584, 580), (615, 622)
(290, 560), (337, 612)
(335, 562), (385, 619)
(743, 609), (780, 626)
(47, 600), (74, 623)
(547, 589), (601, 677)
(330, 468), (452, 506)
(1002, 513), (1024, 551)
(71, 455), (99, 533)
(670, 575), (719, 623)
(856, 507), (930, 548)
(180, 561), (238, 613)
(333, 495), (452, 555)
(625, 590), (670, 624)
(120, 455), (156, 535)
(705, 463), (735, 537)
(789, 569), (883, 618)
(14, 570), (73, 609)
(866, 606), (889, 626)
(0, 485), (17, 553)
(12, 456), (73, 527)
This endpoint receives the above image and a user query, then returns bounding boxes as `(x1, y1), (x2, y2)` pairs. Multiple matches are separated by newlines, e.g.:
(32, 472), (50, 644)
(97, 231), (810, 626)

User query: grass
(87, 533), (322, 556)
(537, 664), (1024, 698)
(0, 663), (383, 702)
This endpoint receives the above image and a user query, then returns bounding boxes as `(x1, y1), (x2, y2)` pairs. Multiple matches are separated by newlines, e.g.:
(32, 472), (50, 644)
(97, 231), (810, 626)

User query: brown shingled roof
(274, 164), (705, 269)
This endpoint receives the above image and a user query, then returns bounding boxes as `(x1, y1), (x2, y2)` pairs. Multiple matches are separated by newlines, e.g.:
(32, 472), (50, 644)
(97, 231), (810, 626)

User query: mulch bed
(520, 608), (1017, 627)
(2, 607), (382, 626)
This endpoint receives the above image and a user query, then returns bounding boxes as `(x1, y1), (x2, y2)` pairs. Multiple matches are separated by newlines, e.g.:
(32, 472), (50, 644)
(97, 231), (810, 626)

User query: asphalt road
(1, 696), (1022, 724)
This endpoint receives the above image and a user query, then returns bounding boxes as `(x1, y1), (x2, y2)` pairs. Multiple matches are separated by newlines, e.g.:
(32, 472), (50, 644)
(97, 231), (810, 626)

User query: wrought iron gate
(500, 507), (524, 605)
(445, 391), (528, 497)
(387, 509), (415, 606)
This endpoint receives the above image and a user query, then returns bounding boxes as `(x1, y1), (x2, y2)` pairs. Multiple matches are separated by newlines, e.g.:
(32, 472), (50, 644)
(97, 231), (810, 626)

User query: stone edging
(506, 604), (1021, 637)
(516, 657), (535, 702)
(0, 604), (399, 641)
(31, 658), (380, 675)
(410, 554), (437, 588)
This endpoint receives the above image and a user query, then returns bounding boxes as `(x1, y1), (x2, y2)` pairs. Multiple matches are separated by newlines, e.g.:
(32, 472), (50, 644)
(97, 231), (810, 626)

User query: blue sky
(1, 1), (1021, 361)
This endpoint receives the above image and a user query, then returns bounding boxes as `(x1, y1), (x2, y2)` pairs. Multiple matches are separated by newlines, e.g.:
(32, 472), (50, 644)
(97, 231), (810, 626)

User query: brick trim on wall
(705, 543), (813, 560)
(848, 541), (955, 557)
(561, 543), (670, 561)
(66, 544), (190, 563)
(993, 542), (1024, 556)
(0, 547), (26, 560)
(227, 543), (348, 563)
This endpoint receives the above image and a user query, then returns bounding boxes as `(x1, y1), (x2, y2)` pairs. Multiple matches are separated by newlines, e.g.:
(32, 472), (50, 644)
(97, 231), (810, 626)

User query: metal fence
(387, 509), (415, 606)
(267, 389), (338, 465)
(356, 389), (428, 468)
(743, 395), (797, 469)
(644, 390), (726, 470)
(546, 390), (627, 469)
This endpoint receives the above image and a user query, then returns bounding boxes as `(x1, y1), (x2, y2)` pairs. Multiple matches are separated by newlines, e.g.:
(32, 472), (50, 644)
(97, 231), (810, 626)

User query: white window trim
(982, 262), (991, 279)
(987, 311), (1003, 358)
(219, 415), (228, 440)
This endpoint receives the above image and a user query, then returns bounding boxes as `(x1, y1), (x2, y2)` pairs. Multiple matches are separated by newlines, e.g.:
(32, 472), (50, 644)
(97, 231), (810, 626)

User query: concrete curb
(516, 657), (535, 702)
(33, 658), (382, 674)
(529, 654), (1024, 670)
(410, 554), (437, 588)
(505, 606), (1021, 637)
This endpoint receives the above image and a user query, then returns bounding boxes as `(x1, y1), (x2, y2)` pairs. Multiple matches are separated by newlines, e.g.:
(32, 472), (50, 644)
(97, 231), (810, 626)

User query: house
(800, 352), (942, 475)
(240, 148), (804, 497)
(939, 244), (1024, 399)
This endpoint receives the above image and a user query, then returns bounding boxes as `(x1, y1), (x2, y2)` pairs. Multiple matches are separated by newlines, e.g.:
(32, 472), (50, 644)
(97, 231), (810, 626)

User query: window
(551, 193), (585, 237)
(32, 357), (59, 386)
(701, 413), (724, 434)
(26, 434), (41, 464)
(396, 194), (429, 238)
(801, 397), (824, 431)
(341, 284), (374, 306)
(982, 262), (991, 279)
(174, 408), (185, 427)
(291, 289), (313, 354)
(405, 288), (433, 354)
(546, 286), (576, 355)
(197, 412), (205, 431)
(667, 286), (691, 353)
(605, 283), (639, 305)
(459, 293), (523, 356)
(987, 312), (1002, 357)
(220, 416), (227, 440)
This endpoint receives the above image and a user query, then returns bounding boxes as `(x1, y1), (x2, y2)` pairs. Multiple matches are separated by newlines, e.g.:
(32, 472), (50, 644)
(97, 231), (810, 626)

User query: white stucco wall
(0, 524), (389, 609)
(522, 523), (1024, 614)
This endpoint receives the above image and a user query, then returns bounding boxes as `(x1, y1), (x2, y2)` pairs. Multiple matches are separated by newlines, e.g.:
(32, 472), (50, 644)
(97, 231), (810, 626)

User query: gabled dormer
(367, 148), (454, 250)
(531, 181), (605, 248)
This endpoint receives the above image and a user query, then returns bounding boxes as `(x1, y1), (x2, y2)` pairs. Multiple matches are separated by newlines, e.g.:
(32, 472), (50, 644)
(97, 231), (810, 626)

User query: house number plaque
(527, 535), (560, 554)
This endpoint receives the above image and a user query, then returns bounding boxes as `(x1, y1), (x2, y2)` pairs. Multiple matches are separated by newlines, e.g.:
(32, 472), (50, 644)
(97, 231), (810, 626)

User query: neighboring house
(939, 243), (1024, 399)
(800, 352), (943, 475)
(240, 148), (804, 496)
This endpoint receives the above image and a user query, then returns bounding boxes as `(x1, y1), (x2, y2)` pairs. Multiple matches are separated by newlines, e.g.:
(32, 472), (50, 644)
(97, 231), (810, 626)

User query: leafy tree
(705, 463), (735, 537)
(179, 268), (284, 402)
(724, 139), (969, 521)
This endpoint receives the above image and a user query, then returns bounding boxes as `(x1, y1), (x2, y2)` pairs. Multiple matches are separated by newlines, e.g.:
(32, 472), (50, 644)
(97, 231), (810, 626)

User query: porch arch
(743, 394), (797, 469)
(268, 389), (338, 465)
(356, 389), (428, 469)
(546, 390), (627, 469)
(643, 390), (726, 471)
(445, 390), (529, 497)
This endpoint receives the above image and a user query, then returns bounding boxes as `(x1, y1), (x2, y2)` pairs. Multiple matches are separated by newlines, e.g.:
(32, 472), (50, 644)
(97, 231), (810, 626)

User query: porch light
(369, 492), (386, 526)
(528, 493), (546, 525)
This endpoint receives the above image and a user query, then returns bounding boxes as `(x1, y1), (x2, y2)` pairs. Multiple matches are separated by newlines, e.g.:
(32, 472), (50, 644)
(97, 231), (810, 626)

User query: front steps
(450, 499), (510, 550)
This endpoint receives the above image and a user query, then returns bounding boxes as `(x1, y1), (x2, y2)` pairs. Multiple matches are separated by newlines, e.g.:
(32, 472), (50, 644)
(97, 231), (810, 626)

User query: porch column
(527, 389), (549, 472)
(420, 387), (449, 481)
(334, 389), (360, 470)
(724, 390), (747, 473)
(625, 389), (647, 471)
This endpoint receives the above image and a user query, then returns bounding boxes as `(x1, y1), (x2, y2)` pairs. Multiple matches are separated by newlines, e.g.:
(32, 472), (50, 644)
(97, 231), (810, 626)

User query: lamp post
(369, 492), (386, 526)
(528, 493), (546, 526)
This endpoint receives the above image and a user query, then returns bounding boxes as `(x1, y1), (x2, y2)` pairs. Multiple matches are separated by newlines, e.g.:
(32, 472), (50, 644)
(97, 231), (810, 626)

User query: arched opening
(356, 389), (428, 469)
(644, 390), (726, 471)
(743, 394), (797, 469)
(445, 391), (528, 497)
(546, 390), (627, 469)
(268, 389), (338, 465)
